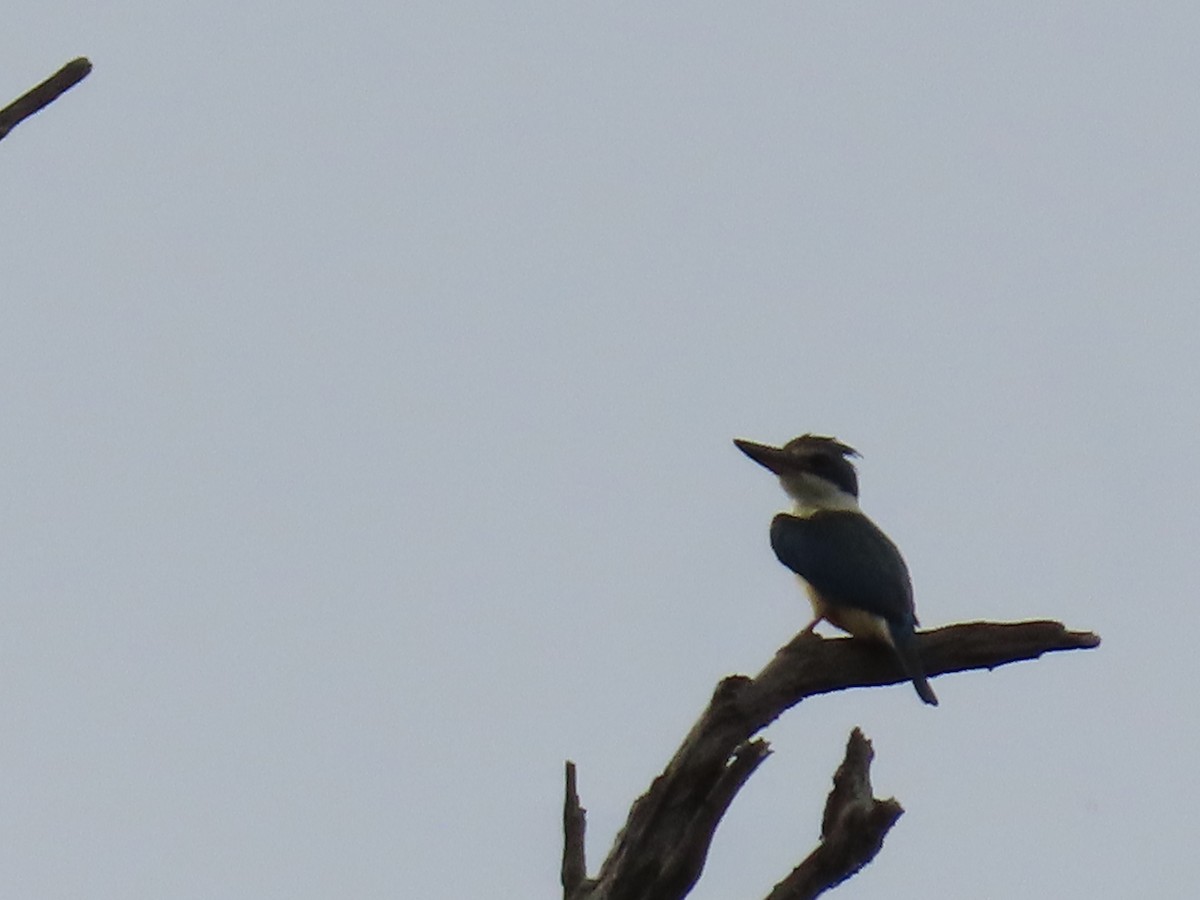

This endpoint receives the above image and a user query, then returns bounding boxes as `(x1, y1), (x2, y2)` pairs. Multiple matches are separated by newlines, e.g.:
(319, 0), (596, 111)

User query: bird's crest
(782, 434), (860, 460)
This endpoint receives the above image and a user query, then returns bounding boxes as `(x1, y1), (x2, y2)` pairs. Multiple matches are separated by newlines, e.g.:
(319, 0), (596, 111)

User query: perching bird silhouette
(735, 434), (938, 706)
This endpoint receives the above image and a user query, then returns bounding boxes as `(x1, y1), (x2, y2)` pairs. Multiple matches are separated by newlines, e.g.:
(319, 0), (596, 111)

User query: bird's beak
(733, 438), (793, 475)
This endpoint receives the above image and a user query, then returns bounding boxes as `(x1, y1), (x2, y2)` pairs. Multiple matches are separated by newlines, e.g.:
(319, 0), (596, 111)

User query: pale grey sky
(2, 3), (1194, 897)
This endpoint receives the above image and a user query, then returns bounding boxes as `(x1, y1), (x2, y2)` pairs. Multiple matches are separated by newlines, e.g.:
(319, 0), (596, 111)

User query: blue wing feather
(769, 511), (915, 628)
(769, 511), (937, 706)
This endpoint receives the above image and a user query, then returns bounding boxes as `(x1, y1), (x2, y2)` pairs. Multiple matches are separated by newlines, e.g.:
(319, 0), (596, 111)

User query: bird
(734, 434), (938, 706)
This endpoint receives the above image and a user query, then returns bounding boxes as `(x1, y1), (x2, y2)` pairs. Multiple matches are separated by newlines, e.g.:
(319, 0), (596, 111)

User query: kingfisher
(734, 434), (938, 706)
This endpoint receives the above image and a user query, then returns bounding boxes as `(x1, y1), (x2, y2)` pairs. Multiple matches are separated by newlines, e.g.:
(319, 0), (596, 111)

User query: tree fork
(562, 619), (1099, 900)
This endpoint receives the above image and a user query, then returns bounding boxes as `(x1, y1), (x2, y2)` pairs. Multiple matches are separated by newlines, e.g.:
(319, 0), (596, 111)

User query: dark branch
(563, 761), (590, 899)
(745, 621), (1100, 727)
(0, 58), (92, 143)
(659, 739), (771, 898)
(765, 729), (902, 900)
(565, 619), (1098, 900)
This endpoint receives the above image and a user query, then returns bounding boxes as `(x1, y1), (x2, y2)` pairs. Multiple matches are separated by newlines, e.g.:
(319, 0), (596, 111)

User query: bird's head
(734, 434), (861, 512)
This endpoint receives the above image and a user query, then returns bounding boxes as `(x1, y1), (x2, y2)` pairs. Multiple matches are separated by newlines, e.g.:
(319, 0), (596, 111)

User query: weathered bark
(563, 619), (1099, 900)
(765, 729), (902, 900)
(0, 58), (92, 143)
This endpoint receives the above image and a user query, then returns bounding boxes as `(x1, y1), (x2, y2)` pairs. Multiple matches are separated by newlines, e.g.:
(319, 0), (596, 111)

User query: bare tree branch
(564, 619), (1099, 900)
(659, 738), (772, 898)
(563, 761), (591, 899)
(765, 729), (902, 900)
(0, 58), (92, 143)
(746, 620), (1100, 718)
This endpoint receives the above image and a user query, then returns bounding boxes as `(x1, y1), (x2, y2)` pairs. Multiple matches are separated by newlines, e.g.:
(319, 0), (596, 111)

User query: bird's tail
(888, 623), (938, 706)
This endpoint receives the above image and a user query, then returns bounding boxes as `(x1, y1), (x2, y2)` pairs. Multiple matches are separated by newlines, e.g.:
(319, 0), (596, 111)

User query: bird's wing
(769, 511), (915, 627)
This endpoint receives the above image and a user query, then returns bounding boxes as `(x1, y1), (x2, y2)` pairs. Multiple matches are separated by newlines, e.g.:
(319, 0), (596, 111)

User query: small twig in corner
(0, 57), (92, 143)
